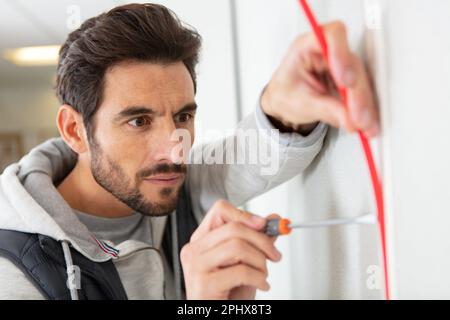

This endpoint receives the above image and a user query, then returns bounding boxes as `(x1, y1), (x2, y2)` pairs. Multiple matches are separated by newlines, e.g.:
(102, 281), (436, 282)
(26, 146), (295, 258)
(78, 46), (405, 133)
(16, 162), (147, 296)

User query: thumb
(309, 95), (356, 132)
(190, 199), (265, 242)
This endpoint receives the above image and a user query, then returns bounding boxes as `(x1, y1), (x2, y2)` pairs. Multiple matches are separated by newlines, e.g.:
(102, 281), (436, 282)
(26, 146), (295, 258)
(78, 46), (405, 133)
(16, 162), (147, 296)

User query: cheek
(114, 143), (151, 180)
(95, 132), (149, 181)
(95, 121), (150, 164)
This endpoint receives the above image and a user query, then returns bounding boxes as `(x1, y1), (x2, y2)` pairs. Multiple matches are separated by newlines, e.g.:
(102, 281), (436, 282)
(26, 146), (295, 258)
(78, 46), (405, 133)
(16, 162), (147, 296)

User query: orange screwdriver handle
(265, 218), (292, 236)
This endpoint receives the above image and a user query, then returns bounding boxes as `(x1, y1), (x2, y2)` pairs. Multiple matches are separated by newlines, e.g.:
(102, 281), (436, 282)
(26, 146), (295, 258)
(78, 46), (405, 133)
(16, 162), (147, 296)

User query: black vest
(0, 186), (198, 300)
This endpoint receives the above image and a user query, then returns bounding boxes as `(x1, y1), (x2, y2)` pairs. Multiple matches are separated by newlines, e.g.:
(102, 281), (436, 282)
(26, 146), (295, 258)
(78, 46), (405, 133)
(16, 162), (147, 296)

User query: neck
(57, 159), (134, 218)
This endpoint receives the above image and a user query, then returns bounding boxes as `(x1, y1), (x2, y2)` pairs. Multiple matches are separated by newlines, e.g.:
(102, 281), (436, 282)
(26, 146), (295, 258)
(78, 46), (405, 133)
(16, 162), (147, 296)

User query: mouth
(142, 173), (183, 186)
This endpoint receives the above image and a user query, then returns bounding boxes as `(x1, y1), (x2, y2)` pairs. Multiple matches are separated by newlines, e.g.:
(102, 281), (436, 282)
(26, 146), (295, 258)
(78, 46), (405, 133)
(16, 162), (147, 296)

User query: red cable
(298, 0), (390, 300)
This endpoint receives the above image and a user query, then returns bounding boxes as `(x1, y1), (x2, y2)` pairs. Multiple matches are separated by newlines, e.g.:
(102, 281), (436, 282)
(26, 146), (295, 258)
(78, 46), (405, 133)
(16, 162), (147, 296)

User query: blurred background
(0, 0), (243, 172)
(1, 0), (450, 299)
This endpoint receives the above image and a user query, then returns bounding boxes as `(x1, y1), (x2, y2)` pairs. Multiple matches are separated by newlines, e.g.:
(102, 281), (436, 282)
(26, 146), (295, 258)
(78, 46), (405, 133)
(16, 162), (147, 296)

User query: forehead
(99, 60), (195, 115)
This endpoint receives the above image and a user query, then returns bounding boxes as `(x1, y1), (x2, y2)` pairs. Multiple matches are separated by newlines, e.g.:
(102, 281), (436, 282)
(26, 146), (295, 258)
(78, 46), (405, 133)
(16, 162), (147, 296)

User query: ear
(56, 105), (88, 154)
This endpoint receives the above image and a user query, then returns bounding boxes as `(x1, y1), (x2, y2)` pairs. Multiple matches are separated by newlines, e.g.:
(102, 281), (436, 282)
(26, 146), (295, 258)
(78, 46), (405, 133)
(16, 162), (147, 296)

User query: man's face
(88, 61), (196, 216)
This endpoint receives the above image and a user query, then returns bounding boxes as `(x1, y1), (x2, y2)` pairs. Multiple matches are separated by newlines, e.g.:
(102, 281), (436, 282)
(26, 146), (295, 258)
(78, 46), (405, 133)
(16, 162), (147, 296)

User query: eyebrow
(114, 102), (197, 122)
(174, 102), (197, 116)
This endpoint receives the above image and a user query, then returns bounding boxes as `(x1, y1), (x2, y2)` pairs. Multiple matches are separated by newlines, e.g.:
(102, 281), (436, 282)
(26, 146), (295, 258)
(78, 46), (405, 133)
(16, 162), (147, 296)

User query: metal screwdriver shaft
(265, 214), (377, 236)
(289, 214), (377, 229)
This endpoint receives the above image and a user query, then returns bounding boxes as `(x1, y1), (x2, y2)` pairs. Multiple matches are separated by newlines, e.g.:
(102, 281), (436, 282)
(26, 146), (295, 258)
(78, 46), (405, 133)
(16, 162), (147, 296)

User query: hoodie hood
(0, 138), (121, 262)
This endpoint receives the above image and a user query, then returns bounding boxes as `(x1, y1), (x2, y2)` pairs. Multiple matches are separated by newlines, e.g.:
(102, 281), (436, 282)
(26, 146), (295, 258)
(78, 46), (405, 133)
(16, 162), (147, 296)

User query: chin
(146, 185), (181, 203)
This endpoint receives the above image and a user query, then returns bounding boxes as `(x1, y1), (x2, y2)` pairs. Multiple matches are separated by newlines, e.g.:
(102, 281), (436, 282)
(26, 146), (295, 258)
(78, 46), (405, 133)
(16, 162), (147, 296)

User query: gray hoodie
(0, 104), (327, 300)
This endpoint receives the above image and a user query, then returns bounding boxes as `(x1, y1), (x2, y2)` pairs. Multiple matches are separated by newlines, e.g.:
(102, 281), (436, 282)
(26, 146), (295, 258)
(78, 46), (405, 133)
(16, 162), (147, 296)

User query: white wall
(376, 0), (450, 299)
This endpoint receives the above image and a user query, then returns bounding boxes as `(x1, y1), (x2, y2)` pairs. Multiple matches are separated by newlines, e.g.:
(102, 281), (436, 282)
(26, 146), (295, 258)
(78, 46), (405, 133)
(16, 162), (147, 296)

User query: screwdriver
(264, 213), (377, 236)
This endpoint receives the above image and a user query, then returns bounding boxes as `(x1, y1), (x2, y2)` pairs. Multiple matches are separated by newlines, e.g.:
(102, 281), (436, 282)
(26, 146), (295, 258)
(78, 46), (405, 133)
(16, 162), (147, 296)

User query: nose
(151, 118), (188, 164)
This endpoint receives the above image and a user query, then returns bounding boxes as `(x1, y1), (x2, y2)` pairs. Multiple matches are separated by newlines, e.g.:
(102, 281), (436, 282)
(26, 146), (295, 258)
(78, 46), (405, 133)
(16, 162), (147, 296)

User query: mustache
(137, 163), (187, 179)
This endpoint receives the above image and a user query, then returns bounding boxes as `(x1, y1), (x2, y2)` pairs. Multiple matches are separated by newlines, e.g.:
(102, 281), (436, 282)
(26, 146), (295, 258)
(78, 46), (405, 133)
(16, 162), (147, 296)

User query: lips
(142, 173), (183, 186)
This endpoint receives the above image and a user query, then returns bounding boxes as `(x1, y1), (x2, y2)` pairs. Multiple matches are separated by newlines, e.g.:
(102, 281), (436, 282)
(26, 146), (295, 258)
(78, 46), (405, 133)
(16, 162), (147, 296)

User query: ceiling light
(3, 45), (60, 66)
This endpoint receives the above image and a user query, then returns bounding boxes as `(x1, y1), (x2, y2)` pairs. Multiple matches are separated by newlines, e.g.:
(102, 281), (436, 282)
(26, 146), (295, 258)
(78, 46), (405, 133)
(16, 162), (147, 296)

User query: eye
(127, 116), (151, 128)
(176, 112), (194, 123)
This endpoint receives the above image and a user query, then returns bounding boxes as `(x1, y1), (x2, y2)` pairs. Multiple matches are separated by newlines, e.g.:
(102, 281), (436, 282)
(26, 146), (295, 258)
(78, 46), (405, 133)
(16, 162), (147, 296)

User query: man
(0, 3), (378, 299)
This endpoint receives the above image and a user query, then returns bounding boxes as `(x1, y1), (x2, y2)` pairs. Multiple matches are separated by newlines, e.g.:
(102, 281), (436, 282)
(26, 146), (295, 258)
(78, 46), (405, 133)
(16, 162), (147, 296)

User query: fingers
(324, 22), (379, 135)
(208, 264), (270, 294)
(295, 21), (352, 86)
(197, 238), (268, 274)
(182, 201), (281, 299)
(193, 221), (281, 262)
(190, 199), (266, 242)
(299, 21), (379, 135)
(307, 94), (355, 132)
(345, 55), (380, 136)
(181, 222), (276, 299)
(323, 21), (354, 88)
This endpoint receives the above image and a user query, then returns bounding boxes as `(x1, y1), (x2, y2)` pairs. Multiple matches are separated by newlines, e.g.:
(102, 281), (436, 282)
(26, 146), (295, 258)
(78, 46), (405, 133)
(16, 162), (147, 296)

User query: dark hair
(56, 3), (202, 138)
